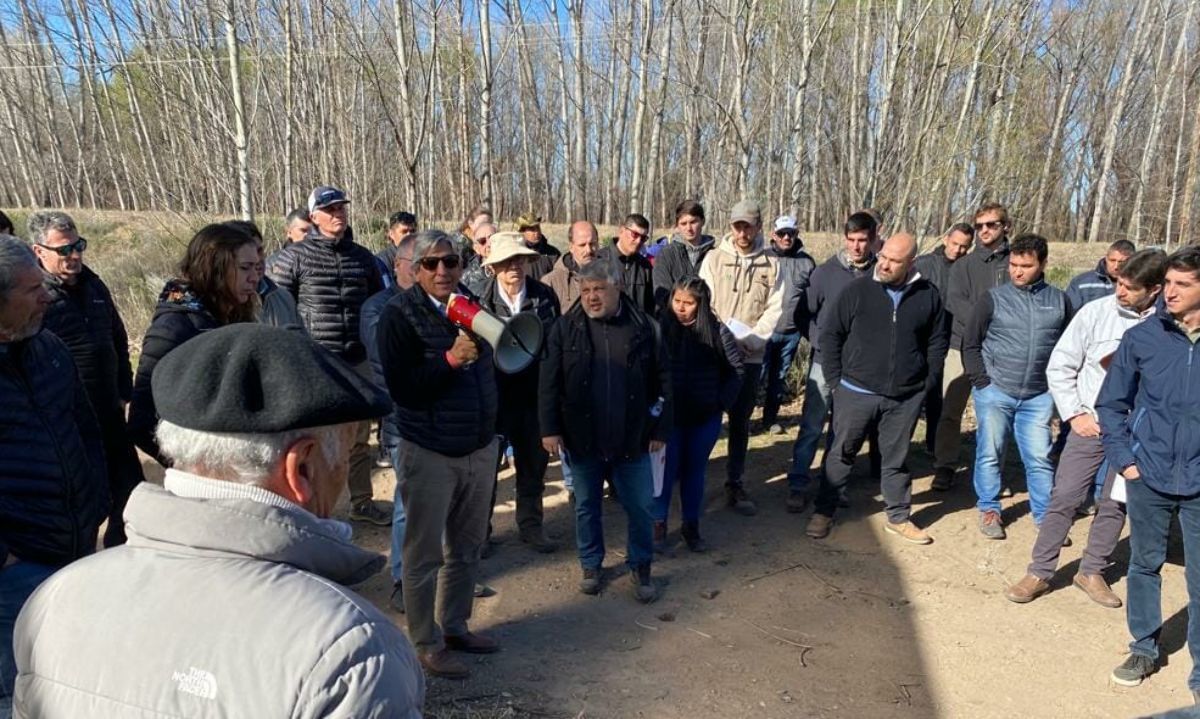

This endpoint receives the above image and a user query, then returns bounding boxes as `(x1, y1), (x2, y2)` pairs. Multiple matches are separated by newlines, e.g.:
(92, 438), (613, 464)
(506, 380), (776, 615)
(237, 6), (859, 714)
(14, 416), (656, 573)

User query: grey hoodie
(14, 478), (424, 718)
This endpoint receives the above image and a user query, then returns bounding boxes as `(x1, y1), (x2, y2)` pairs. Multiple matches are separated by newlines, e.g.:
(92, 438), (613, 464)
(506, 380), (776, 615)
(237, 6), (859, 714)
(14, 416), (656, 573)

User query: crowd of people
(1, 187), (1199, 714)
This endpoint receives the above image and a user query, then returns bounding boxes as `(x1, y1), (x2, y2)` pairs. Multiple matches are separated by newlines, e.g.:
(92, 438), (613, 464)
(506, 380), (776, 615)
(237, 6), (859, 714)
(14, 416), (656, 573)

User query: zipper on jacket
(1179, 344), (1195, 494)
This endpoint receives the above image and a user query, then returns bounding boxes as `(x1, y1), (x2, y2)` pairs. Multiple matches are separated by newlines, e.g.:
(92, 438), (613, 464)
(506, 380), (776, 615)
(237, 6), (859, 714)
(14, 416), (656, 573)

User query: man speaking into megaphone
(377, 229), (501, 680)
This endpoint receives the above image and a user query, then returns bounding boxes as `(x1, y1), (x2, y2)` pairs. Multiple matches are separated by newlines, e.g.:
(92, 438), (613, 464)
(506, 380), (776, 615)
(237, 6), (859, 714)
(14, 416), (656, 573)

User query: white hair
(155, 420), (345, 485)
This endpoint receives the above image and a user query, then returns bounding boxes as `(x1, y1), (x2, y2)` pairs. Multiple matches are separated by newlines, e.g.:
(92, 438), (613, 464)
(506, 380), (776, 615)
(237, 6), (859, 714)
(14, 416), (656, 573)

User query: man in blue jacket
(1097, 246), (1200, 693)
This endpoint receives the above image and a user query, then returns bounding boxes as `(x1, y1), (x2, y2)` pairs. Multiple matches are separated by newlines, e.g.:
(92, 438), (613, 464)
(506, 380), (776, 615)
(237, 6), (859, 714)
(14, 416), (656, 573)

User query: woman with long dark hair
(128, 224), (260, 465)
(655, 277), (743, 552)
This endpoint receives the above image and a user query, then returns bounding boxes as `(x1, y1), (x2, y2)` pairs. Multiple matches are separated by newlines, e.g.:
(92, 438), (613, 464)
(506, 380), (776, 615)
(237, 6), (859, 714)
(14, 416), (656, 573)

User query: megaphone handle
(456, 329), (478, 367)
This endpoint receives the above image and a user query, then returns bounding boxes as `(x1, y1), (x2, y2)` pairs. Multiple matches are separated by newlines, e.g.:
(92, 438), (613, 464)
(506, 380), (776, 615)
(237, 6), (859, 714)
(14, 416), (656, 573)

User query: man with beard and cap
(515, 212), (560, 281)
(699, 199), (785, 516)
(269, 184), (390, 526)
(759, 214), (816, 435)
(0, 235), (107, 716)
(544, 220), (599, 310)
(651, 200), (716, 308)
(11, 324), (424, 718)
(805, 233), (946, 544)
(29, 211), (143, 548)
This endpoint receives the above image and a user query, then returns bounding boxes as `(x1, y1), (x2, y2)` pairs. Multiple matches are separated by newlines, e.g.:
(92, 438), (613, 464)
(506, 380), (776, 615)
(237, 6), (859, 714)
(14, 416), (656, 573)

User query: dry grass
(3, 208), (1106, 349)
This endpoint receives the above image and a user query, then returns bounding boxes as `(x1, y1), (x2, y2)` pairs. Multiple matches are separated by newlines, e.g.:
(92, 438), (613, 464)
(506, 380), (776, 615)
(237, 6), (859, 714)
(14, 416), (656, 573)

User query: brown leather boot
(1073, 573), (1122, 608)
(1004, 574), (1050, 604)
(419, 649), (470, 679)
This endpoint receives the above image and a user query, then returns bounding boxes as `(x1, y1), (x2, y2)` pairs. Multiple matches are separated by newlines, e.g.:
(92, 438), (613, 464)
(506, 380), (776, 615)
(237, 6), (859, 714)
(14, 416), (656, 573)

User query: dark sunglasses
(974, 220), (1003, 231)
(37, 237), (88, 256)
(625, 227), (648, 241)
(417, 254), (461, 271)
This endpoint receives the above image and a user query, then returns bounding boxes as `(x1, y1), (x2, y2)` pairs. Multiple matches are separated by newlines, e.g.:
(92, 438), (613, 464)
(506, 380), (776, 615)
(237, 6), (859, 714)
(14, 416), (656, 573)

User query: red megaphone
(446, 293), (544, 374)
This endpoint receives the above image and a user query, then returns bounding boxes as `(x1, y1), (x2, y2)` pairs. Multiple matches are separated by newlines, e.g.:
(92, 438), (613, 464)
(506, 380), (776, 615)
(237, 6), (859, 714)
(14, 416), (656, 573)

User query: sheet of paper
(651, 445), (667, 498)
(1110, 474), (1127, 504)
(725, 318), (754, 341)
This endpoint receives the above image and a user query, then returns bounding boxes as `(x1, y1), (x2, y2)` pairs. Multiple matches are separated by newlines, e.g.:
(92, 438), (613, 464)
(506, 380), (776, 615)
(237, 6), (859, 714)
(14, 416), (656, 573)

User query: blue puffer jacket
(0, 330), (108, 567)
(1097, 304), (1200, 496)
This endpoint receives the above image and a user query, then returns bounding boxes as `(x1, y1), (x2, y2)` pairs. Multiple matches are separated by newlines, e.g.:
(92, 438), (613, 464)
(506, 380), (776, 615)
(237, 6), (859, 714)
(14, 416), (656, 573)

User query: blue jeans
(389, 446), (409, 584)
(787, 353), (832, 491)
(655, 414), (722, 524)
(1125, 478), (1200, 689)
(1, 560), (57, 711)
(971, 385), (1054, 521)
(570, 454), (654, 570)
(760, 331), (802, 425)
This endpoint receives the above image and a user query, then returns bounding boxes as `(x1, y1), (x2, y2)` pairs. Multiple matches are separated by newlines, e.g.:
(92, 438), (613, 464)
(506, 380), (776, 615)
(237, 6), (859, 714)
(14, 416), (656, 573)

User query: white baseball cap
(773, 215), (798, 233)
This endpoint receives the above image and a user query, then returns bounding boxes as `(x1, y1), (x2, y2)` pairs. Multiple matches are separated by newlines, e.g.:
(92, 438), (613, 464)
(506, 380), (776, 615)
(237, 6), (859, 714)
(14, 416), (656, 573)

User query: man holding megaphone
(478, 232), (562, 554)
(377, 229), (501, 680)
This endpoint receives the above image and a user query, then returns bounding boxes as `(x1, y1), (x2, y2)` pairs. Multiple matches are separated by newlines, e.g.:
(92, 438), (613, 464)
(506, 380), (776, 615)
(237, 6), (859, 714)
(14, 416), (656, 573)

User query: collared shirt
(427, 293), (448, 316)
(1176, 319), (1200, 344)
(497, 282), (526, 316)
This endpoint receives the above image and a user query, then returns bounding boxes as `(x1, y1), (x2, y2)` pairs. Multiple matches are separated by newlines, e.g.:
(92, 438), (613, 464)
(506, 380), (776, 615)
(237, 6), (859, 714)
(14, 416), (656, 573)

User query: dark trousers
(817, 386), (924, 523)
(760, 332), (802, 425)
(726, 363), (762, 486)
(489, 404), (549, 532)
(100, 416), (146, 548)
(1125, 478), (1200, 689)
(1028, 431), (1125, 578)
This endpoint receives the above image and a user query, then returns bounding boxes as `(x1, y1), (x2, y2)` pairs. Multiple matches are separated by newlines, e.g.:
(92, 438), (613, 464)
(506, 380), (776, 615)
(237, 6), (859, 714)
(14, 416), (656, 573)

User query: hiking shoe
(630, 564), (658, 604)
(419, 649), (470, 679)
(444, 632), (499, 654)
(726, 484), (758, 516)
(806, 513), (833, 539)
(579, 567), (602, 595)
(389, 582), (405, 613)
(978, 510), (1006, 540)
(786, 490), (809, 514)
(349, 500), (392, 526)
(931, 468), (955, 491)
(681, 521), (708, 552)
(884, 520), (932, 545)
(519, 526), (558, 554)
(1111, 653), (1156, 687)
(1004, 574), (1050, 604)
(1074, 573), (1122, 608)
(653, 520), (668, 553)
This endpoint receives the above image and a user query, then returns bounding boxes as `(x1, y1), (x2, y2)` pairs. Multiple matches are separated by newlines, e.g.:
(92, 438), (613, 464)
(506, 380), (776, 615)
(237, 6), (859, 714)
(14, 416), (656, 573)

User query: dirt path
(313, 401), (1194, 718)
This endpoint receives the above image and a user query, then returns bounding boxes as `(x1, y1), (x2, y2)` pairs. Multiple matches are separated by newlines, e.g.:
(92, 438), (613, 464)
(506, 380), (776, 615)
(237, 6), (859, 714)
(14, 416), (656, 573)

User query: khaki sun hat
(483, 232), (541, 267)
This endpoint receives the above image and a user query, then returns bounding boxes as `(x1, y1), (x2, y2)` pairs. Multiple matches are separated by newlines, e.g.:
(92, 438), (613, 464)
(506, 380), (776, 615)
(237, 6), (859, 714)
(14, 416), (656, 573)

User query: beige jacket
(698, 233), (784, 364)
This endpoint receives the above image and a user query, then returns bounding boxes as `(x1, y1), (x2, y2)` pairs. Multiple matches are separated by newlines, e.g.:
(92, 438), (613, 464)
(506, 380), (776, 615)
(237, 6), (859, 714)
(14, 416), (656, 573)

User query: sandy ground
(267, 396), (1196, 719)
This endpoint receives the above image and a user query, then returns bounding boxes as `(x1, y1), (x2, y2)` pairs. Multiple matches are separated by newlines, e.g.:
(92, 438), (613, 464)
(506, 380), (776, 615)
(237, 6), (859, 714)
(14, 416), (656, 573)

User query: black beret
(152, 324), (392, 433)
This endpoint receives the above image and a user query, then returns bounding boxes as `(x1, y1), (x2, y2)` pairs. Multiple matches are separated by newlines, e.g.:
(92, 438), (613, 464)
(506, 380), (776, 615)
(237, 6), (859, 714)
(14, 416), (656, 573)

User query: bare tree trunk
(478, 0), (495, 209)
(629, 0), (655, 211)
(642, 0), (677, 212)
(223, 0), (253, 219)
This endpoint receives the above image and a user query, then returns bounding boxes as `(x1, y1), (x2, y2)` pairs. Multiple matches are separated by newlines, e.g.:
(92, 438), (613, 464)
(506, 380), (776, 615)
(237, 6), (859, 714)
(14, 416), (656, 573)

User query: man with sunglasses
(596, 214), (656, 315)
(462, 222), (496, 295)
(760, 214), (815, 436)
(270, 185), (390, 526)
(933, 202), (1012, 491)
(378, 230), (500, 679)
(30, 211), (143, 549)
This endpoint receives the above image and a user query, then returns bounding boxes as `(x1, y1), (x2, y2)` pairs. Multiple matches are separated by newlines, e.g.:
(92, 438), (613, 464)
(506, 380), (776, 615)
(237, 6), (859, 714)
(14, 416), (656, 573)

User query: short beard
(0, 316), (42, 342)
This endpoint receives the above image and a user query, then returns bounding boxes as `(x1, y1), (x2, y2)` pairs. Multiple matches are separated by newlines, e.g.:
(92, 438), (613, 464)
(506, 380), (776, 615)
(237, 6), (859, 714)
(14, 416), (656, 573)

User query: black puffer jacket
(40, 265), (132, 419)
(0, 330), (108, 567)
(539, 296), (672, 461)
(479, 277), (561, 409)
(268, 227), (383, 364)
(128, 280), (222, 465)
(378, 284), (498, 457)
(651, 235), (716, 309)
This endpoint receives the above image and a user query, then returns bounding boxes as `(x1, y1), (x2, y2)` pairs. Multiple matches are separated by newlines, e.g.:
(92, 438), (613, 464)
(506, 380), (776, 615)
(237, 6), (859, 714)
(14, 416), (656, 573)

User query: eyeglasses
(417, 254), (462, 271)
(974, 220), (1004, 231)
(36, 237), (88, 256)
(475, 234), (493, 246)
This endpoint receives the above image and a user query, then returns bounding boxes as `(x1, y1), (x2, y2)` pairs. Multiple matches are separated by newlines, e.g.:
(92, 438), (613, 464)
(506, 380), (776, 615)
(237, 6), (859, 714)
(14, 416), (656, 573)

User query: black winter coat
(539, 296), (672, 461)
(820, 275), (948, 398)
(40, 265), (132, 420)
(946, 239), (1010, 349)
(597, 245), (656, 316)
(377, 284), (498, 457)
(651, 235), (715, 309)
(128, 281), (222, 465)
(0, 330), (108, 567)
(268, 227), (383, 363)
(479, 277), (561, 412)
(666, 319), (744, 425)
